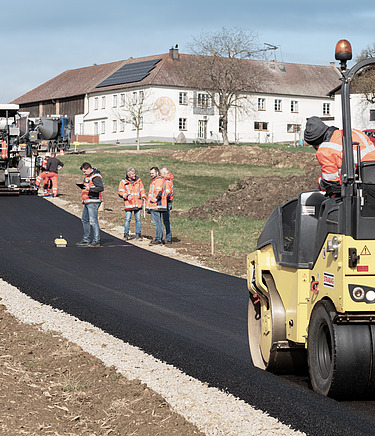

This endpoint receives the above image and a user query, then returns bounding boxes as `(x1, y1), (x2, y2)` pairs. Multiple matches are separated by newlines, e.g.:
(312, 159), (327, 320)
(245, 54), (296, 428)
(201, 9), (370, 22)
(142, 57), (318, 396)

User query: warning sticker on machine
(301, 205), (315, 216)
(361, 245), (371, 256)
(323, 272), (335, 289)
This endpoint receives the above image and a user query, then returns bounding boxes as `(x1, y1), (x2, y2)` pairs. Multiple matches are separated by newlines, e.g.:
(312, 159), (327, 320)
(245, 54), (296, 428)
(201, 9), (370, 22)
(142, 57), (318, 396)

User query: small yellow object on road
(54, 235), (67, 247)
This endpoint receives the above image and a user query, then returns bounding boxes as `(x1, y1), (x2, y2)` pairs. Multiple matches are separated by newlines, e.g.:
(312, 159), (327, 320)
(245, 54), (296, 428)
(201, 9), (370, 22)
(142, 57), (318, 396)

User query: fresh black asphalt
(1, 196), (374, 435)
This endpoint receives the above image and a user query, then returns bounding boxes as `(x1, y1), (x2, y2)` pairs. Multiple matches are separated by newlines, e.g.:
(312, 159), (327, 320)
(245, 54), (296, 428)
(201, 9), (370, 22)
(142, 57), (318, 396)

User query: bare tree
(185, 27), (268, 145)
(115, 89), (154, 151)
(354, 43), (375, 104)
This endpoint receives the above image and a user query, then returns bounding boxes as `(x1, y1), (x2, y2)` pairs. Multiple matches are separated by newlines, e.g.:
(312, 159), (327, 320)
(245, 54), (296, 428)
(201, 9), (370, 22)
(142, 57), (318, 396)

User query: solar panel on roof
(96, 58), (162, 88)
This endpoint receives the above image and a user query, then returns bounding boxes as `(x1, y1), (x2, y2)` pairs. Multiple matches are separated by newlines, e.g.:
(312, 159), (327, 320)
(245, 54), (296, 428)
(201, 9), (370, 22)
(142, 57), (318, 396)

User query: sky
(2, 0), (374, 103)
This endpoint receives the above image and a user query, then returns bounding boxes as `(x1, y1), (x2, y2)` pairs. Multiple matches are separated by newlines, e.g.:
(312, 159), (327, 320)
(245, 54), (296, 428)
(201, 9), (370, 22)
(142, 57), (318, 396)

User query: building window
(198, 120), (207, 139)
(254, 121), (268, 131)
(120, 93), (125, 107)
(370, 110), (375, 121)
(113, 95), (118, 107)
(119, 120), (125, 132)
(274, 99), (282, 112)
(179, 92), (188, 105)
(258, 98), (266, 111)
(94, 97), (99, 110)
(113, 120), (117, 132)
(179, 118), (187, 130)
(287, 124), (301, 133)
(197, 93), (210, 108)
(94, 122), (98, 135)
(323, 103), (331, 115)
(132, 91), (138, 104)
(101, 96), (106, 109)
(101, 121), (105, 134)
(139, 90), (144, 103)
(291, 100), (299, 113)
(79, 123), (83, 135)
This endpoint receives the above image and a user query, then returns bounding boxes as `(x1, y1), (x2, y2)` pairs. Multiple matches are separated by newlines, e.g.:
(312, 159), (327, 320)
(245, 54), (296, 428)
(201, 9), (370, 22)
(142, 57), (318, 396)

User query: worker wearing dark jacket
(46, 152), (64, 197)
(304, 116), (375, 196)
(118, 167), (147, 240)
(146, 166), (167, 245)
(76, 162), (104, 247)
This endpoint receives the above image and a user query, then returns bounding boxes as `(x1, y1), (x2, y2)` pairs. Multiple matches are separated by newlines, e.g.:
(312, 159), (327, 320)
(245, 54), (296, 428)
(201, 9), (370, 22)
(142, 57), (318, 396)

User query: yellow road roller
(247, 41), (375, 399)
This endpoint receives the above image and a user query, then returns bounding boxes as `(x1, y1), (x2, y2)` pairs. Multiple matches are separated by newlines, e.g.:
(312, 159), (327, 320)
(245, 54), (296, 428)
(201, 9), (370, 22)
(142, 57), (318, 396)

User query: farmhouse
(12, 47), (344, 144)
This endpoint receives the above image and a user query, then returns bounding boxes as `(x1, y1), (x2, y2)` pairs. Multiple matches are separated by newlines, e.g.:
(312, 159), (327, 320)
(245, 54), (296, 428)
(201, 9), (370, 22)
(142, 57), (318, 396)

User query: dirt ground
(0, 145), (319, 434)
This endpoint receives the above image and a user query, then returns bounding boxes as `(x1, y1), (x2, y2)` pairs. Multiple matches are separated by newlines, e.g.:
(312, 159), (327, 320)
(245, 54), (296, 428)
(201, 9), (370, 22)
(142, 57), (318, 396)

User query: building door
(198, 120), (207, 140)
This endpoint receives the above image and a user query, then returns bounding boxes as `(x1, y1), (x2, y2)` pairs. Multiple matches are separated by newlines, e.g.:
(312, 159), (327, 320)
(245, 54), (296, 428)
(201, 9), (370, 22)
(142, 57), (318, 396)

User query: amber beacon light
(335, 39), (352, 70)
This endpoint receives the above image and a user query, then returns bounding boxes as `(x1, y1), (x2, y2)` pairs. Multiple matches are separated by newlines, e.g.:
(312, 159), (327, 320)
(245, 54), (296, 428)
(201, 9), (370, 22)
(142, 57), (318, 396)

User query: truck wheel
(308, 300), (373, 398)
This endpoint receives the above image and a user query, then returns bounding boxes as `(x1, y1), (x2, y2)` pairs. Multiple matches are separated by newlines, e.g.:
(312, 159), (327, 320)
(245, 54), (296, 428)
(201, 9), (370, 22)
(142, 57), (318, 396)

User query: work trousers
(81, 202), (101, 243)
(124, 209), (141, 235)
(162, 202), (172, 242)
(47, 172), (58, 197)
(150, 210), (163, 242)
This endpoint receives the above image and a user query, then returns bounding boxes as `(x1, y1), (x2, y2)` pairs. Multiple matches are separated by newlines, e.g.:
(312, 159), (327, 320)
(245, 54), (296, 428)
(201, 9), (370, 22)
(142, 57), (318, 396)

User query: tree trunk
(136, 129), (140, 151)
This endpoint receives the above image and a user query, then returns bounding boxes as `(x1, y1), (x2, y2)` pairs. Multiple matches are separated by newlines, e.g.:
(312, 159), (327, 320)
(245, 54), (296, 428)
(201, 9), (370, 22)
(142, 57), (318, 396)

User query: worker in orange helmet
(146, 166), (167, 245)
(304, 116), (375, 197)
(35, 152), (51, 196)
(46, 152), (64, 197)
(160, 167), (174, 244)
(118, 167), (147, 240)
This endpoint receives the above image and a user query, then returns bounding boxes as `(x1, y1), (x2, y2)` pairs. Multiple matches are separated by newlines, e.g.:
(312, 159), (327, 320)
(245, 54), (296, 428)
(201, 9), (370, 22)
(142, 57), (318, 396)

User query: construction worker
(76, 162), (104, 247)
(46, 152), (64, 197)
(146, 166), (167, 245)
(160, 167), (174, 244)
(118, 167), (147, 240)
(35, 152), (51, 196)
(304, 116), (375, 196)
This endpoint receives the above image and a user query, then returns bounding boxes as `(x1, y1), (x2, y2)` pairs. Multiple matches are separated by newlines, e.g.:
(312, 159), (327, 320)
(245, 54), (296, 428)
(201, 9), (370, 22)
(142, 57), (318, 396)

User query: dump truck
(29, 115), (71, 152)
(247, 40), (375, 399)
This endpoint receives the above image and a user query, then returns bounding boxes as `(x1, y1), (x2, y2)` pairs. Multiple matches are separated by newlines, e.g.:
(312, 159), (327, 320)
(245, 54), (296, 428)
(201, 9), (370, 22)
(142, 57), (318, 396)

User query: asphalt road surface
(1, 196), (375, 435)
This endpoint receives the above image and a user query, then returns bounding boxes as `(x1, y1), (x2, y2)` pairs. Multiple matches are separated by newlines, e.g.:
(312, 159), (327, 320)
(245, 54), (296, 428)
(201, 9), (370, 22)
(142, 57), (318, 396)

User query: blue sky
(2, 0), (374, 103)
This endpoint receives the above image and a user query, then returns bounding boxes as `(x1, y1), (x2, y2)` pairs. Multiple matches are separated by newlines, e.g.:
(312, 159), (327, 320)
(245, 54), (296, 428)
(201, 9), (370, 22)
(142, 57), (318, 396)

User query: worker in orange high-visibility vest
(35, 152), (51, 196)
(304, 116), (375, 197)
(146, 166), (167, 245)
(76, 162), (104, 248)
(160, 167), (174, 244)
(118, 167), (147, 240)
(1, 140), (8, 159)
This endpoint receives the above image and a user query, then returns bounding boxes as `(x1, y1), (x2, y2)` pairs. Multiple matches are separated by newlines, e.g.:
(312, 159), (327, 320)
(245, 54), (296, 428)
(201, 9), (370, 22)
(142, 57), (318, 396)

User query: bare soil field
(0, 145), (318, 434)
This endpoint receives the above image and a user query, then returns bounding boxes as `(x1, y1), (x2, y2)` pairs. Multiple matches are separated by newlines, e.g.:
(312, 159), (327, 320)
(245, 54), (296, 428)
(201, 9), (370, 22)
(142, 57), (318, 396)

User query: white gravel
(0, 278), (304, 435)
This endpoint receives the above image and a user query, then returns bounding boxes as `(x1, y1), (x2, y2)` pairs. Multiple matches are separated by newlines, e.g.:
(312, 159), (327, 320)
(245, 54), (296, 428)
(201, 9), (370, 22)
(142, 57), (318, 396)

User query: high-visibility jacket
(81, 169), (104, 204)
(1, 141), (8, 159)
(317, 129), (375, 185)
(118, 176), (146, 211)
(163, 172), (174, 201)
(146, 176), (167, 211)
(42, 158), (49, 170)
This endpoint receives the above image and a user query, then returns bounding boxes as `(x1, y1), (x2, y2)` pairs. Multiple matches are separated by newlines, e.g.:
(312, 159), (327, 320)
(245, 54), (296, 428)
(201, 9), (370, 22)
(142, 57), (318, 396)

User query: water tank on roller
(38, 118), (59, 140)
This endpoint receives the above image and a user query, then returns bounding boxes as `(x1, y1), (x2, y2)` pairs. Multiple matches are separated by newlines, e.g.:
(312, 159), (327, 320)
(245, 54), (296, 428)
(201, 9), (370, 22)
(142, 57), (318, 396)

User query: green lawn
(62, 143), (308, 259)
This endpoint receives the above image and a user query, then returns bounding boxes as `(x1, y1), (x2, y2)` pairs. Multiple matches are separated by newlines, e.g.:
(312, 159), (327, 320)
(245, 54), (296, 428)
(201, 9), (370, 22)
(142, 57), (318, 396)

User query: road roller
(247, 41), (375, 399)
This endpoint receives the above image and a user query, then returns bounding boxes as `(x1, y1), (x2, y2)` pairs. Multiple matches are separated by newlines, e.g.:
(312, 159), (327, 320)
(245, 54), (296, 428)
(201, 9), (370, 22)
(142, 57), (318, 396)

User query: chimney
(169, 44), (179, 61)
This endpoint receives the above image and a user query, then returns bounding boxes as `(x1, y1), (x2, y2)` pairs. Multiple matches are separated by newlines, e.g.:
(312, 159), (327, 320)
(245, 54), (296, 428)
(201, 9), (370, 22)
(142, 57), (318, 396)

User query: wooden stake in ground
(211, 229), (214, 256)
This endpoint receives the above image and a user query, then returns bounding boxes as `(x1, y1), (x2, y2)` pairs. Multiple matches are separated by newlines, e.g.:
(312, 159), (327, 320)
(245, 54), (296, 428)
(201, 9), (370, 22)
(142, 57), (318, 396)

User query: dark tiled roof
(12, 52), (341, 104)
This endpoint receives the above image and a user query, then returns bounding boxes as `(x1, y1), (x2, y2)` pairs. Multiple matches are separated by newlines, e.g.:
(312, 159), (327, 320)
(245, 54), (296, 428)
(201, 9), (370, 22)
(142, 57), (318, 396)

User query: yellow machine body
(248, 234), (375, 347)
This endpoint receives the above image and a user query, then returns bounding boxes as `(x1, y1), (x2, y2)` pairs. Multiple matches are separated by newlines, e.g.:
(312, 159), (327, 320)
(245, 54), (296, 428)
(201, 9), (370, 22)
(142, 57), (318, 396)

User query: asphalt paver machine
(247, 40), (375, 398)
(0, 104), (39, 194)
